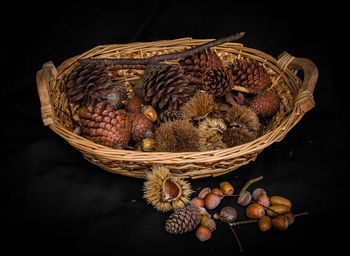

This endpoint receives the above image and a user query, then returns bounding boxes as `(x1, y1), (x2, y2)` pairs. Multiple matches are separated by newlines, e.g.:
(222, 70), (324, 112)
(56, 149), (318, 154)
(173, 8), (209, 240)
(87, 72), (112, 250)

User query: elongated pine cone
(65, 62), (113, 105)
(165, 205), (201, 234)
(201, 67), (234, 96)
(79, 102), (132, 148)
(229, 59), (271, 89)
(179, 49), (223, 78)
(143, 64), (195, 122)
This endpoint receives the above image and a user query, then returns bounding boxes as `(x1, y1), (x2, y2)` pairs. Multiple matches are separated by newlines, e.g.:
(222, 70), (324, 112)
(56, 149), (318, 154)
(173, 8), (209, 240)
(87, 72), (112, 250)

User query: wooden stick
(79, 32), (245, 66)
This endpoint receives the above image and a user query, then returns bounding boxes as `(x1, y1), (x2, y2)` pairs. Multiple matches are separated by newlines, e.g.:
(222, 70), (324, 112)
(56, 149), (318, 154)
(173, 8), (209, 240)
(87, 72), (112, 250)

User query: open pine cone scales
(179, 49), (223, 77)
(143, 64), (195, 122)
(229, 59), (271, 89)
(201, 67), (234, 96)
(65, 62), (113, 105)
(165, 205), (201, 234)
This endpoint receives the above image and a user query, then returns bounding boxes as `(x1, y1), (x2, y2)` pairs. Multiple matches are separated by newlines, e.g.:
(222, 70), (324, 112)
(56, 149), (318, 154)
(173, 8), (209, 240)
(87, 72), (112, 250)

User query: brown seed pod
(204, 192), (221, 210)
(246, 203), (265, 219)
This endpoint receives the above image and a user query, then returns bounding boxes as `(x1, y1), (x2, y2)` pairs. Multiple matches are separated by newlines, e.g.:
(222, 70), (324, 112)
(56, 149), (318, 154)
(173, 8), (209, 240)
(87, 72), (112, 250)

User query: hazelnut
(257, 194), (270, 208)
(272, 215), (289, 231)
(252, 188), (267, 201)
(237, 191), (252, 206)
(219, 181), (234, 195)
(246, 203), (265, 219)
(142, 138), (155, 151)
(204, 192), (221, 210)
(196, 225), (212, 241)
(191, 197), (205, 208)
(258, 216), (272, 232)
(198, 187), (211, 199)
(203, 219), (216, 232)
(212, 188), (224, 199)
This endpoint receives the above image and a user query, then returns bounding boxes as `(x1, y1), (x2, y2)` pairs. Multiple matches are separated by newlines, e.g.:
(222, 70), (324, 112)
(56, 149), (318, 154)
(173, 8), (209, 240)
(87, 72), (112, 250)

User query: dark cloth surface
(3, 2), (348, 255)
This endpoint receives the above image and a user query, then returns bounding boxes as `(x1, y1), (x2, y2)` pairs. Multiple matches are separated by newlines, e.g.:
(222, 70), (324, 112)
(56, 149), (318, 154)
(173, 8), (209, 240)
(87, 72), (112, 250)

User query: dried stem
(239, 176), (264, 194)
(228, 223), (243, 252)
(79, 32), (245, 67)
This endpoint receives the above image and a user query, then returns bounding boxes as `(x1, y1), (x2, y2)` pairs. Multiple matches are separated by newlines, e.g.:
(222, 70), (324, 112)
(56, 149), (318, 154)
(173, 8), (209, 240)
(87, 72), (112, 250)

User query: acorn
(266, 204), (290, 217)
(270, 196), (292, 208)
(143, 165), (192, 212)
(246, 203), (265, 219)
(203, 192), (221, 210)
(196, 225), (212, 241)
(214, 206), (237, 223)
(203, 218), (216, 232)
(142, 138), (155, 151)
(283, 212), (295, 225)
(237, 191), (252, 206)
(272, 215), (289, 231)
(252, 188), (267, 201)
(212, 188), (224, 199)
(142, 105), (158, 122)
(258, 216), (272, 232)
(219, 181), (234, 195)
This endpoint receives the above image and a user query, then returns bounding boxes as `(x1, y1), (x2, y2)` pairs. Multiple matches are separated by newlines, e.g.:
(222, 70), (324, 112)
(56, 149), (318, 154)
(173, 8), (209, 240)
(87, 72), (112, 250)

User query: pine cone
(79, 102), (132, 148)
(201, 67), (233, 96)
(179, 49), (223, 78)
(65, 62), (113, 105)
(143, 64), (195, 122)
(129, 113), (153, 142)
(229, 59), (271, 89)
(249, 90), (280, 117)
(165, 205), (201, 234)
(104, 83), (128, 109)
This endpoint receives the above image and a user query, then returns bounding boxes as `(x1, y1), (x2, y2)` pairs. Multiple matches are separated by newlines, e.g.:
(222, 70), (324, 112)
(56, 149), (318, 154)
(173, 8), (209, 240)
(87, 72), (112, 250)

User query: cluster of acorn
(165, 179), (306, 250)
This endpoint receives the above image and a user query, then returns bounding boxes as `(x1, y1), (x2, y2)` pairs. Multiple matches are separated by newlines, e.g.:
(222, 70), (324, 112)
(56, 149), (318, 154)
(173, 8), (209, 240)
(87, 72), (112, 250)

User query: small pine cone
(104, 83), (128, 109)
(79, 102), (132, 148)
(229, 59), (271, 89)
(201, 67), (233, 97)
(128, 113), (153, 142)
(165, 205), (201, 234)
(249, 90), (280, 117)
(179, 49), (224, 78)
(65, 62), (112, 105)
(143, 64), (195, 122)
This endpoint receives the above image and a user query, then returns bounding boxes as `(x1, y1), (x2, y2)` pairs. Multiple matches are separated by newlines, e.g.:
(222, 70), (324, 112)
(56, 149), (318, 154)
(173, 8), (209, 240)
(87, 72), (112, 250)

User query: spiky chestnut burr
(143, 165), (192, 212)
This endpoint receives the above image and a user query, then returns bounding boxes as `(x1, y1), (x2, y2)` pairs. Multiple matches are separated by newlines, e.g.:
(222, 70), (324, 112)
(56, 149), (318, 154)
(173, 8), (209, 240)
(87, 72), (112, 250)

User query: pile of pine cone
(64, 33), (280, 151)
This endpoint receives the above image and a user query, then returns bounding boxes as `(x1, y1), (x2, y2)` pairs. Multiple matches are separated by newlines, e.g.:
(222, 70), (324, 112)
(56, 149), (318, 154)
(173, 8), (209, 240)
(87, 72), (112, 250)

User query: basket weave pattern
(36, 38), (318, 179)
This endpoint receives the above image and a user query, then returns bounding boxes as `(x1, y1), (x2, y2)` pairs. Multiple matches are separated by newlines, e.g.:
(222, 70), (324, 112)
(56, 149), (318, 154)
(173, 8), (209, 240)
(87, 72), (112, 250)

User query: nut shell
(204, 192), (221, 210)
(196, 225), (212, 241)
(246, 203), (265, 219)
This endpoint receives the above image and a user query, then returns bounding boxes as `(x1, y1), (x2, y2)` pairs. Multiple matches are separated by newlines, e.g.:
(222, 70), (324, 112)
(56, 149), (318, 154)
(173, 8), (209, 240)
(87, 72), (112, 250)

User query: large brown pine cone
(165, 205), (201, 234)
(143, 64), (195, 122)
(201, 67), (234, 96)
(229, 59), (271, 89)
(79, 102), (132, 148)
(65, 62), (113, 105)
(179, 49), (223, 78)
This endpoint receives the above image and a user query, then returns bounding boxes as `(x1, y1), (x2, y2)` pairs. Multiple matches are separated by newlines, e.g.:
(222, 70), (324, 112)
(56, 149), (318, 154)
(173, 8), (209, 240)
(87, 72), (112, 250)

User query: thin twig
(79, 32), (245, 67)
(228, 223), (243, 252)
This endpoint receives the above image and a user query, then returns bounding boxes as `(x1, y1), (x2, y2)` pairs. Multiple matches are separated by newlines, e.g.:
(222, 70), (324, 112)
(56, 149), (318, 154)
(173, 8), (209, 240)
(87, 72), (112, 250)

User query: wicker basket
(36, 37), (318, 179)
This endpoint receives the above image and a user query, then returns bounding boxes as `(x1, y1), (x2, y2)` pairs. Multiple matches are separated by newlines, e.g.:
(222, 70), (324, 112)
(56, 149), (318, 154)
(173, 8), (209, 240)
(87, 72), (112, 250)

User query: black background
(3, 1), (348, 255)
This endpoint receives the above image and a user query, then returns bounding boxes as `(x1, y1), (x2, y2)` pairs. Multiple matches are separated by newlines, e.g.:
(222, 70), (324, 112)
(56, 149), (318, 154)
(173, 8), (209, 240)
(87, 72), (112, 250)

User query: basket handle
(36, 61), (57, 126)
(277, 52), (318, 113)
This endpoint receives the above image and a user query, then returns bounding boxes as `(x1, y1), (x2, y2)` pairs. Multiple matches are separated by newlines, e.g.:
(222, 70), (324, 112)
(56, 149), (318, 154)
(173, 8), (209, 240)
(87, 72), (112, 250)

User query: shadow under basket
(36, 38), (318, 179)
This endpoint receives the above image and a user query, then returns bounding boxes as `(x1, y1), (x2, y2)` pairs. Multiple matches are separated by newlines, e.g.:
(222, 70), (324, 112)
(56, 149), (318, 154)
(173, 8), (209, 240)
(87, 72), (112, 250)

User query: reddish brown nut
(198, 187), (211, 199)
(191, 197), (205, 208)
(246, 203), (265, 219)
(204, 192), (221, 210)
(196, 225), (212, 241)
(257, 194), (270, 208)
(272, 215), (289, 231)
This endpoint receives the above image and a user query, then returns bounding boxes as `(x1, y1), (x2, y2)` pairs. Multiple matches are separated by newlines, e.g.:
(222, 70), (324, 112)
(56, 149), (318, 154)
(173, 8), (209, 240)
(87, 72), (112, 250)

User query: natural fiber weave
(36, 38), (318, 179)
